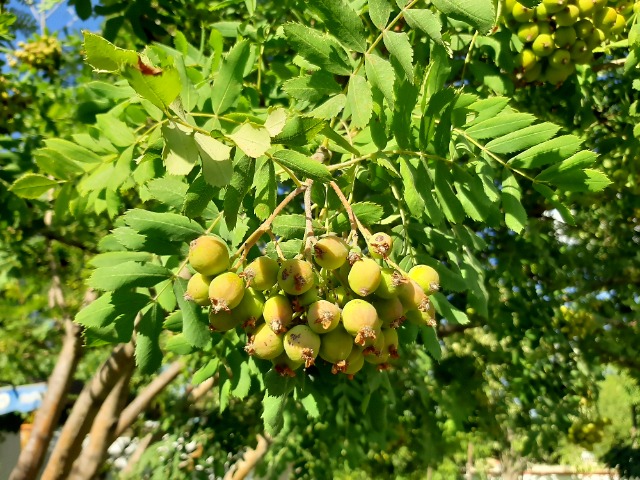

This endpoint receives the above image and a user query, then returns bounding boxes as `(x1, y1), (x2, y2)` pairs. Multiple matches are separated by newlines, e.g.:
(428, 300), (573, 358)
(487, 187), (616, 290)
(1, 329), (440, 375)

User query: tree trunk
(465, 441), (474, 480)
(68, 361), (134, 480)
(9, 319), (83, 480)
(224, 434), (271, 480)
(40, 342), (135, 480)
(114, 361), (183, 438)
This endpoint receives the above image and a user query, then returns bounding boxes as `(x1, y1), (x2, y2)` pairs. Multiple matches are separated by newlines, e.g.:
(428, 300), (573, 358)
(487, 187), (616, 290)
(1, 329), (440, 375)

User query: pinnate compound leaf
(382, 31), (414, 82)
(501, 170), (527, 233)
(309, 94), (347, 119)
(88, 261), (171, 291)
(183, 175), (217, 218)
(83, 32), (137, 72)
(272, 150), (332, 183)
(273, 116), (326, 146)
(309, 0), (367, 53)
(136, 303), (164, 374)
(162, 122), (198, 176)
(9, 174), (59, 199)
(346, 75), (373, 129)
(174, 277), (210, 348)
(123, 208), (204, 243)
(332, 202), (384, 232)
(365, 54), (395, 109)
(89, 252), (153, 268)
(431, 0), (496, 33)
(227, 123), (271, 158)
(253, 157), (277, 220)
(283, 23), (352, 76)
(194, 133), (233, 187)
(421, 326), (442, 360)
(192, 359), (220, 386)
(224, 154), (255, 229)
(368, 0), (393, 29)
(211, 40), (252, 115)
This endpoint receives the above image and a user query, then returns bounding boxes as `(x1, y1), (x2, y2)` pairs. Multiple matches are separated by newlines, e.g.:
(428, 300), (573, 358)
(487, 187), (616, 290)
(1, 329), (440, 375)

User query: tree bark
(113, 361), (183, 438)
(224, 434), (271, 480)
(40, 342), (135, 480)
(9, 320), (83, 480)
(67, 361), (134, 480)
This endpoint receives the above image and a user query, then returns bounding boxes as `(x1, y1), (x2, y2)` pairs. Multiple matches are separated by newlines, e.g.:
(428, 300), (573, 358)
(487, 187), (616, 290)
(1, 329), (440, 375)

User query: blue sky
(9, 0), (102, 41)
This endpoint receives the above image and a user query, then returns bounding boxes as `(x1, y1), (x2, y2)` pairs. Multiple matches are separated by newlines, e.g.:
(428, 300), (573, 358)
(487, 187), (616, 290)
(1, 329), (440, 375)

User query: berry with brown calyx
(232, 288), (265, 329)
(398, 279), (430, 313)
(245, 323), (284, 360)
(283, 325), (321, 368)
(319, 326), (354, 373)
(372, 297), (405, 329)
(307, 300), (341, 333)
(242, 256), (279, 291)
(208, 272), (245, 313)
(263, 294), (294, 334)
(343, 347), (365, 376)
(348, 258), (381, 297)
(375, 268), (408, 299)
(408, 264), (440, 294)
(184, 273), (211, 306)
(292, 287), (319, 311)
(382, 328), (399, 358)
(188, 236), (230, 276)
(342, 299), (382, 346)
(368, 232), (393, 259)
(278, 259), (315, 295)
(272, 352), (303, 377)
(313, 235), (349, 270)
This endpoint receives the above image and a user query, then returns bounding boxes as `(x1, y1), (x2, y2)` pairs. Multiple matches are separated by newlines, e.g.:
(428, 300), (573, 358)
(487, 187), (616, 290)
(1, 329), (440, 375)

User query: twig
(329, 181), (361, 244)
(302, 180), (315, 261)
(231, 185), (307, 270)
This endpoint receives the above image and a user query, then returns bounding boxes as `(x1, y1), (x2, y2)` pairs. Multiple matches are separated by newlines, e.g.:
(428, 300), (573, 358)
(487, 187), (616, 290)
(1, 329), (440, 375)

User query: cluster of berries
(502, 0), (633, 84)
(8, 36), (62, 75)
(184, 233), (439, 377)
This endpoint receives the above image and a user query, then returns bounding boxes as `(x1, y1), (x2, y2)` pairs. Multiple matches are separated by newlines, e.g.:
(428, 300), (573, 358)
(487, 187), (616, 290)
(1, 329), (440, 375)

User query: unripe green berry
(517, 22), (539, 43)
(554, 26), (577, 48)
(398, 279), (430, 312)
(272, 352), (303, 377)
(408, 264), (440, 295)
(307, 300), (341, 333)
(208, 272), (245, 312)
(209, 310), (242, 332)
(246, 323), (284, 360)
(373, 296), (405, 329)
(243, 256), (279, 291)
(375, 268), (408, 299)
(326, 285), (349, 307)
(185, 273), (211, 306)
(348, 258), (381, 296)
(188, 236), (230, 277)
(368, 232), (393, 259)
(313, 235), (348, 270)
(542, 0), (567, 14)
(555, 5), (580, 26)
(319, 326), (354, 372)
(284, 325), (321, 368)
(342, 299), (382, 346)
(532, 33), (555, 56)
(512, 3), (535, 21)
(232, 288), (264, 329)
(344, 347), (365, 375)
(278, 259), (315, 295)
(382, 328), (399, 358)
(263, 294), (294, 334)
(292, 287), (320, 311)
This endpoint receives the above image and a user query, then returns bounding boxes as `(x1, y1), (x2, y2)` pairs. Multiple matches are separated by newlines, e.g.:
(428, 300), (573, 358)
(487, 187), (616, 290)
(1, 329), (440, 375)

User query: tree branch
(40, 342), (135, 480)
(224, 434), (272, 480)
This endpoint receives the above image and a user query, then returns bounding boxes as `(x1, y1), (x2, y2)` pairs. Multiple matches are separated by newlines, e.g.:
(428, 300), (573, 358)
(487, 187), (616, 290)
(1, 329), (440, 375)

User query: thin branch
(266, 230), (286, 261)
(303, 180), (315, 261)
(329, 181), (362, 245)
(231, 185), (307, 270)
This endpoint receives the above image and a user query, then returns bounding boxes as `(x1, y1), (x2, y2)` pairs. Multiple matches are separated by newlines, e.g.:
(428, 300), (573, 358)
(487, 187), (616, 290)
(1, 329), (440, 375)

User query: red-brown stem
(329, 181), (371, 243)
(231, 184), (307, 270)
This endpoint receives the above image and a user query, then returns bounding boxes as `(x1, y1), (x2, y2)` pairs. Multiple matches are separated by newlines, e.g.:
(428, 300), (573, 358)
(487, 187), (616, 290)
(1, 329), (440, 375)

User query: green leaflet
(346, 74), (373, 129)
(224, 153), (255, 229)
(136, 303), (164, 374)
(271, 150), (332, 183)
(88, 261), (171, 291)
(382, 31), (414, 83)
(283, 23), (352, 76)
(211, 40), (252, 114)
(501, 169), (527, 233)
(308, 0), (367, 53)
(9, 174), (60, 199)
(365, 54), (395, 109)
(431, 0), (496, 34)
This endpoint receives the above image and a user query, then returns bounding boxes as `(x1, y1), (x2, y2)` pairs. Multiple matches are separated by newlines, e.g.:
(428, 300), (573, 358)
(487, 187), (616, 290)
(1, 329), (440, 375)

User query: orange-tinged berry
(313, 235), (349, 270)
(208, 272), (245, 313)
(242, 256), (279, 291)
(368, 232), (393, 259)
(278, 259), (315, 295)
(245, 323), (284, 360)
(263, 294), (294, 334)
(307, 299), (341, 333)
(342, 299), (382, 346)
(283, 325), (321, 368)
